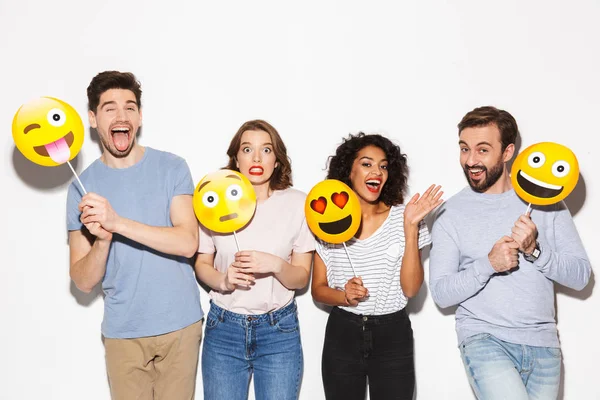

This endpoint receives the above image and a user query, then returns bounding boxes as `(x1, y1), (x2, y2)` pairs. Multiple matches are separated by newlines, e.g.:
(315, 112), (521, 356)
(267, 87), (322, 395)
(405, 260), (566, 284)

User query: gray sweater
(429, 187), (591, 348)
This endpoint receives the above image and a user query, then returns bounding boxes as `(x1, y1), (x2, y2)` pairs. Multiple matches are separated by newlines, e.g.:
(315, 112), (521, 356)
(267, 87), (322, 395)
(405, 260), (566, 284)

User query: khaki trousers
(104, 320), (203, 400)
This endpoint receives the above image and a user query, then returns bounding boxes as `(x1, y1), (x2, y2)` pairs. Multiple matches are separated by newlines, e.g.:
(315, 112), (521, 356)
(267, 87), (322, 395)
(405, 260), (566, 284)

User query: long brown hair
(225, 120), (292, 190)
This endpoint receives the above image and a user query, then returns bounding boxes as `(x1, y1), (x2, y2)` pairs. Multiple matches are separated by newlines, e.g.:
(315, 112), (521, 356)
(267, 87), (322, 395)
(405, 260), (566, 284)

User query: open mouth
(111, 126), (131, 151)
(33, 131), (75, 163)
(517, 170), (563, 198)
(249, 166), (264, 176)
(366, 178), (382, 193)
(220, 213), (238, 222)
(467, 167), (485, 180)
(318, 214), (353, 235)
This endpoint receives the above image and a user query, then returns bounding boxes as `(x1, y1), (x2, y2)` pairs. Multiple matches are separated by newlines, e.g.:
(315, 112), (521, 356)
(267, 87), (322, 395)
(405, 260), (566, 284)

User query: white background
(1, 1), (598, 399)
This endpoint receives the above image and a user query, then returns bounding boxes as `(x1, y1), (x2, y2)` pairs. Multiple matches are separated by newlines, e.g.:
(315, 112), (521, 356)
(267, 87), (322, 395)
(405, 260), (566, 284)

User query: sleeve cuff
(532, 238), (552, 272)
(474, 256), (496, 283)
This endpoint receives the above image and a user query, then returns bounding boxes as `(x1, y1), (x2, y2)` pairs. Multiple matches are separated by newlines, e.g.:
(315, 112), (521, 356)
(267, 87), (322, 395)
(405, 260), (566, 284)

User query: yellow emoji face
(193, 169), (257, 233)
(305, 179), (362, 244)
(511, 142), (579, 206)
(12, 97), (84, 167)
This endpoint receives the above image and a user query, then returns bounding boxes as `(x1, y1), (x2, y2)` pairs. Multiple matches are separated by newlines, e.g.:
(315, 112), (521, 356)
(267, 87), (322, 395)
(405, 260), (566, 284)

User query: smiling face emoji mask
(193, 169), (257, 233)
(305, 179), (362, 244)
(511, 142), (579, 206)
(12, 97), (84, 167)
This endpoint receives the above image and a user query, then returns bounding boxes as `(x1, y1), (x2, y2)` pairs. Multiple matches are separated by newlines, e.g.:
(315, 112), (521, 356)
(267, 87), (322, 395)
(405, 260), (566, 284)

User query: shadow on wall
(554, 272), (594, 400)
(563, 173), (586, 218)
(12, 146), (82, 191)
(12, 145), (105, 305)
(70, 280), (103, 306)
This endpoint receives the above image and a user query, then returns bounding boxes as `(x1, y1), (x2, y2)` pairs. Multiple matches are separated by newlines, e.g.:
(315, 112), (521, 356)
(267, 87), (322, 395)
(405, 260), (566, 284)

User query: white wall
(1, 1), (598, 399)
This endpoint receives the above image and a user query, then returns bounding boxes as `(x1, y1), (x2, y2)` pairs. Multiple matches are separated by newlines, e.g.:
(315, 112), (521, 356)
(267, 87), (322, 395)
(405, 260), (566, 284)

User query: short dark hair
(327, 133), (408, 206)
(225, 120), (293, 191)
(458, 106), (519, 151)
(87, 71), (142, 113)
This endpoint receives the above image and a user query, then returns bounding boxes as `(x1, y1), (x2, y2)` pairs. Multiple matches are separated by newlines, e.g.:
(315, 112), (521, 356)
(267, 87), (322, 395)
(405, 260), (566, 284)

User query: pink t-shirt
(198, 188), (315, 314)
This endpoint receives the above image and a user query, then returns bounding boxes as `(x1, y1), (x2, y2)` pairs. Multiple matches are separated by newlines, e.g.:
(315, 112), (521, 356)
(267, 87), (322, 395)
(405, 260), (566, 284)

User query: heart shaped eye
(331, 191), (349, 209)
(310, 197), (327, 214)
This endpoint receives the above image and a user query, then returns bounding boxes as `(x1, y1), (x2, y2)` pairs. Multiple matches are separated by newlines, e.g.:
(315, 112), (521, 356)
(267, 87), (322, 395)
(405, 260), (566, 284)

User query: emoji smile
(517, 170), (563, 198)
(33, 131), (75, 163)
(318, 215), (353, 235)
(220, 213), (238, 222)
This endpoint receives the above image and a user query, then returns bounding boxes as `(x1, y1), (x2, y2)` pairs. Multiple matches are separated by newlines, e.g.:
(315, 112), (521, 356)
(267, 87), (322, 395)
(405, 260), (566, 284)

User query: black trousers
(322, 306), (415, 400)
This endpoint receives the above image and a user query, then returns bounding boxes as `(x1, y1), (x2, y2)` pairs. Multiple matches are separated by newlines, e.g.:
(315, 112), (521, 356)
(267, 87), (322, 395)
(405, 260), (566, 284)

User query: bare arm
(400, 224), (423, 298)
(195, 252), (257, 292)
(311, 252), (367, 306)
(275, 251), (313, 289)
(80, 193), (199, 258)
(235, 250), (314, 290)
(69, 226), (111, 293)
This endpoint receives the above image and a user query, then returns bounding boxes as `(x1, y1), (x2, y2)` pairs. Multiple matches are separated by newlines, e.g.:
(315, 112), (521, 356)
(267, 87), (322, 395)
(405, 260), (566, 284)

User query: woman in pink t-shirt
(195, 120), (315, 400)
(311, 133), (443, 400)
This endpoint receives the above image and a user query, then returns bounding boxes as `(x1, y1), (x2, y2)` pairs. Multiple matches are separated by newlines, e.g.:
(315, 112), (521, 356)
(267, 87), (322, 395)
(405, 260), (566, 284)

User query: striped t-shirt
(316, 204), (431, 315)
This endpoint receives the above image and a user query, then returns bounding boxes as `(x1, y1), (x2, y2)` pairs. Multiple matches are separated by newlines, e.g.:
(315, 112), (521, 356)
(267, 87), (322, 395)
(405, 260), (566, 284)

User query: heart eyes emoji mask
(305, 179), (361, 243)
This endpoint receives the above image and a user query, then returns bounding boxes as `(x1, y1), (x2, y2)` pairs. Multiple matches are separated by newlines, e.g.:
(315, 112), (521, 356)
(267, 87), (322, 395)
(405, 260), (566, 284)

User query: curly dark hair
(327, 133), (408, 206)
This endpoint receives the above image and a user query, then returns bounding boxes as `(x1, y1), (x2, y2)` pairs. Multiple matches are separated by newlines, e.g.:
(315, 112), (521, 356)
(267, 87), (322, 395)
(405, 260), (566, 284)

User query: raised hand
(404, 184), (444, 226)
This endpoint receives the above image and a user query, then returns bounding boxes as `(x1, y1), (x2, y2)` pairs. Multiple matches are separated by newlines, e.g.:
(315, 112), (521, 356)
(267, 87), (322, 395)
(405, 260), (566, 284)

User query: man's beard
(463, 160), (504, 193)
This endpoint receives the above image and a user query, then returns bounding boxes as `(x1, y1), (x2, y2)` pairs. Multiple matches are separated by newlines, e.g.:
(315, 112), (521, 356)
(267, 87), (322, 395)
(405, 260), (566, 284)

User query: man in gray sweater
(429, 106), (591, 400)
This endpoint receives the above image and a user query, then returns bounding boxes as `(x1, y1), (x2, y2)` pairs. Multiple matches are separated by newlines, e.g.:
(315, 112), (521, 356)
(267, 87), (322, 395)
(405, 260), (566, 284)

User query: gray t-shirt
(66, 147), (203, 339)
(429, 187), (590, 348)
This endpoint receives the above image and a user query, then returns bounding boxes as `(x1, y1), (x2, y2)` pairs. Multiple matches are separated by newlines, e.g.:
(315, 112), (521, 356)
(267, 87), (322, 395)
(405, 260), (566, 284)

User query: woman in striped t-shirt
(311, 133), (443, 400)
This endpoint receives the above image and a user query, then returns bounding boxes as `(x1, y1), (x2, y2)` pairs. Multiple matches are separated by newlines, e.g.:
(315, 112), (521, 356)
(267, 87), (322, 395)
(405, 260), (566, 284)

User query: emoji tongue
(45, 137), (71, 164)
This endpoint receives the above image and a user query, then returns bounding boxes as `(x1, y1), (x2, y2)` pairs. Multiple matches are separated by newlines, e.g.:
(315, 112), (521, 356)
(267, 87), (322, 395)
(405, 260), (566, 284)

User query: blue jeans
(460, 333), (561, 400)
(201, 300), (303, 400)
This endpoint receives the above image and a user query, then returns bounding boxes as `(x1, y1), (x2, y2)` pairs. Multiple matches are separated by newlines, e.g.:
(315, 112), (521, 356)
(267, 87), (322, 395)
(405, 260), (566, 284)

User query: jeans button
(247, 316), (252, 321)
(363, 316), (368, 321)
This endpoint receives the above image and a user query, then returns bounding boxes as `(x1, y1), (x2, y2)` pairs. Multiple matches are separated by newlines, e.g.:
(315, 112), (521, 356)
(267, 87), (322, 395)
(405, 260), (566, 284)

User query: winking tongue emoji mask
(12, 97), (84, 167)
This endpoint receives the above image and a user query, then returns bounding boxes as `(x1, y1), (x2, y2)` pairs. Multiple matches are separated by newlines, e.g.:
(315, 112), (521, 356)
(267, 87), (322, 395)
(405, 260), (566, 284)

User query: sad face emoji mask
(305, 179), (362, 243)
(12, 97), (84, 167)
(511, 142), (579, 206)
(193, 170), (257, 233)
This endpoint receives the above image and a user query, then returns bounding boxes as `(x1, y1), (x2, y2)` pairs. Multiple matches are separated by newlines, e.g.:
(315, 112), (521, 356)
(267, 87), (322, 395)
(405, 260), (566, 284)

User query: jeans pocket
(205, 314), (221, 330)
(461, 333), (492, 349)
(545, 347), (562, 358)
(276, 311), (299, 333)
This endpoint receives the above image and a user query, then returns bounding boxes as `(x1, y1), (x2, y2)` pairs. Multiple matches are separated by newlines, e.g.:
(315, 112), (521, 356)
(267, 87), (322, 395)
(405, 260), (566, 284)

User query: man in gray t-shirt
(67, 71), (203, 400)
(430, 106), (591, 400)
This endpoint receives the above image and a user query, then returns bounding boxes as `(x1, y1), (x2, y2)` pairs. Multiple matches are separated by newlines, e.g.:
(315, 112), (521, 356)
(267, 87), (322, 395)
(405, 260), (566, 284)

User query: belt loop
(219, 307), (225, 322)
(269, 310), (276, 326)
